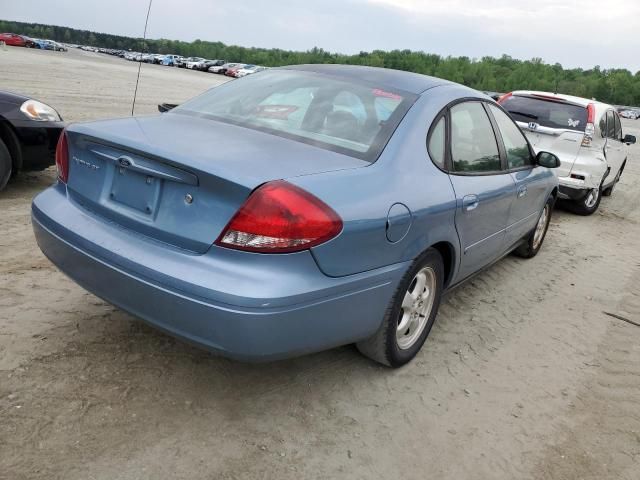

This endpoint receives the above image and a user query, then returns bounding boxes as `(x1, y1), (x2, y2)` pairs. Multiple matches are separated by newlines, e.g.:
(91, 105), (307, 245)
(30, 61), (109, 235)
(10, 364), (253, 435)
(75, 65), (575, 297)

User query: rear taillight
(216, 180), (342, 253)
(497, 92), (512, 104)
(582, 103), (595, 147)
(55, 130), (69, 183)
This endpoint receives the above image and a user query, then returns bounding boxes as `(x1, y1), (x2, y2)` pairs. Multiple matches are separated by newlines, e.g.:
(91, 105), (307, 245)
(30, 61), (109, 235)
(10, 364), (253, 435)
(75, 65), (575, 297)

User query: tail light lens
(582, 103), (595, 147)
(216, 180), (342, 253)
(497, 92), (512, 104)
(55, 130), (69, 183)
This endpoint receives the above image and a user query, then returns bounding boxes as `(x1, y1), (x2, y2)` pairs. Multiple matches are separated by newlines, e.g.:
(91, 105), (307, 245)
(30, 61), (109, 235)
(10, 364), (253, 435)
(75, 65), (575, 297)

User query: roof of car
(510, 90), (612, 109)
(280, 64), (453, 95)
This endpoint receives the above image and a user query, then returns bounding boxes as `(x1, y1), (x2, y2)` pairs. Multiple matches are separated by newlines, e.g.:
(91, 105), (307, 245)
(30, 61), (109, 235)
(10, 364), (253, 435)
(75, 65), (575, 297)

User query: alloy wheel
(397, 267), (437, 350)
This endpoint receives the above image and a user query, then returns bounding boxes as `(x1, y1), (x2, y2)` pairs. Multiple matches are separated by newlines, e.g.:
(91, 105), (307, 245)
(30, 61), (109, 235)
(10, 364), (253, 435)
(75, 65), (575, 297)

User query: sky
(2, 0), (639, 72)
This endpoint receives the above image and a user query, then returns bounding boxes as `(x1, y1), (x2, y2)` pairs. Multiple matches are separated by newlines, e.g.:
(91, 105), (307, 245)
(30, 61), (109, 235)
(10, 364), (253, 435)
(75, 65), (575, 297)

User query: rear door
(487, 104), (549, 247)
(499, 94), (586, 178)
(445, 101), (516, 281)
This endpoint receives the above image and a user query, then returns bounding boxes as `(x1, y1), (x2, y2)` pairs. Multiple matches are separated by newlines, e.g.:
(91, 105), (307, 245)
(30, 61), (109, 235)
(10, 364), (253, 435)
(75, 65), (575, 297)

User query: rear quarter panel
(291, 86), (476, 280)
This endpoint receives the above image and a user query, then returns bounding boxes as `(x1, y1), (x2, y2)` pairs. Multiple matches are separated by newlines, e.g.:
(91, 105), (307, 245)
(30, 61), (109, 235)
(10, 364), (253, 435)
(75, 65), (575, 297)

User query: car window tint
(500, 95), (588, 132)
(488, 105), (533, 169)
(375, 96), (402, 122)
(606, 111), (616, 138)
(257, 87), (318, 131)
(428, 116), (446, 168)
(333, 91), (367, 125)
(613, 113), (622, 141)
(450, 102), (501, 173)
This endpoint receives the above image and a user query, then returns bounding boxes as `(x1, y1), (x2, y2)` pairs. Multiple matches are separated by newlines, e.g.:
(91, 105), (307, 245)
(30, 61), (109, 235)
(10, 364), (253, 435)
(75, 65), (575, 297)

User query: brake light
(55, 130), (69, 183)
(586, 103), (595, 123)
(216, 180), (342, 253)
(497, 92), (512, 104)
(582, 103), (596, 147)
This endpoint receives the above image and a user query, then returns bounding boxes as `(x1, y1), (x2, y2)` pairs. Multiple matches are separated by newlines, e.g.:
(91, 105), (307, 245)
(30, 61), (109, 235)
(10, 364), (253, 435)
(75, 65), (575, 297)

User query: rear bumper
(558, 185), (589, 201)
(557, 176), (594, 200)
(32, 185), (407, 361)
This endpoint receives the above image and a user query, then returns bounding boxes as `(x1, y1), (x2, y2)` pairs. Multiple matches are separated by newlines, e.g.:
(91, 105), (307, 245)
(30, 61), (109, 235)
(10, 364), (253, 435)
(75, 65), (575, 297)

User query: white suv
(499, 91), (636, 215)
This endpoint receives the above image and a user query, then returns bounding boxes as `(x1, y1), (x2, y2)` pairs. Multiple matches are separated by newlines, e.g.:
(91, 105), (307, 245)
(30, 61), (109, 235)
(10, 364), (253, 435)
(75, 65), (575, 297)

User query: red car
(225, 64), (246, 77)
(0, 33), (35, 48)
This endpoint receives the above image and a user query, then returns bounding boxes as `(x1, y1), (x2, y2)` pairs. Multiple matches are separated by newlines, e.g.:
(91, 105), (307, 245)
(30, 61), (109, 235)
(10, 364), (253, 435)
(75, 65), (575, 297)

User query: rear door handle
(517, 185), (528, 198)
(462, 194), (479, 212)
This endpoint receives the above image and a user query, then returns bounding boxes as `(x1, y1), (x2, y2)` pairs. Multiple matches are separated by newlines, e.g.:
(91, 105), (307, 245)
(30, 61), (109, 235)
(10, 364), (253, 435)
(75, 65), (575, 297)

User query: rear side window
(450, 102), (500, 173)
(488, 105), (533, 169)
(428, 116), (446, 169)
(500, 95), (588, 132)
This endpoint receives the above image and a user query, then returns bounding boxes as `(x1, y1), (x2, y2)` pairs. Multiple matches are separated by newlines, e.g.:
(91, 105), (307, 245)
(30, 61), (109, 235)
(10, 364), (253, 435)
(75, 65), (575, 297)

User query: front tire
(514, 197), (553, 258)
(357, 248), (444, 368)
(0, 137), (12, 191)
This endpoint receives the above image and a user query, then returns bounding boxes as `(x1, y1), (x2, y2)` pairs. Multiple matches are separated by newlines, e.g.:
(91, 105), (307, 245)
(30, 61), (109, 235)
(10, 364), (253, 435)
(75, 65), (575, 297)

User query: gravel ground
(1, 47), (639, 480)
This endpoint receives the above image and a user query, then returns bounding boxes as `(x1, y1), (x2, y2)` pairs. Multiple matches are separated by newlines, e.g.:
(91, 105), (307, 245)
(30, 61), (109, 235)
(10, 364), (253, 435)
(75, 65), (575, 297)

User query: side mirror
(536, 151), (561, 168)
(623, 134), (636, 145)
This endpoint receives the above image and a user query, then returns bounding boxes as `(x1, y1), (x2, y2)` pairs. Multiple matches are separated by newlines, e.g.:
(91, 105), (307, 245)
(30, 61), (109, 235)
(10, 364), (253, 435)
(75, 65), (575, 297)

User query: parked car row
(85, 47), (270, 77)
(0, 32), (66, 51)
(619, 109), (640, 119)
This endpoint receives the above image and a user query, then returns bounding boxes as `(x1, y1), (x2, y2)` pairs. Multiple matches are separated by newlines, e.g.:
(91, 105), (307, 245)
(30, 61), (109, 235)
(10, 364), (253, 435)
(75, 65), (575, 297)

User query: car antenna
(131, 0), (154, 116)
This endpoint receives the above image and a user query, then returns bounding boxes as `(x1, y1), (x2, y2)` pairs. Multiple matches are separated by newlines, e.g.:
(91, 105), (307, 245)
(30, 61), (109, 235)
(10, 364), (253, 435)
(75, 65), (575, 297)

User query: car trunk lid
(64, 114), (368, 253)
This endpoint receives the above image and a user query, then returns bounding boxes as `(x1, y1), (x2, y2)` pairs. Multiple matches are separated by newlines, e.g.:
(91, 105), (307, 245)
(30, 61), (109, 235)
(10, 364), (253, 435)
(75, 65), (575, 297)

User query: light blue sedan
(32, 65), (560, 367)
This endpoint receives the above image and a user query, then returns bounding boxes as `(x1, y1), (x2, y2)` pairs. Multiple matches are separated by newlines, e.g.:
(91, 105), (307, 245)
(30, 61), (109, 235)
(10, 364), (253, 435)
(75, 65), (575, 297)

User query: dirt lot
(1, 47), (639, 480)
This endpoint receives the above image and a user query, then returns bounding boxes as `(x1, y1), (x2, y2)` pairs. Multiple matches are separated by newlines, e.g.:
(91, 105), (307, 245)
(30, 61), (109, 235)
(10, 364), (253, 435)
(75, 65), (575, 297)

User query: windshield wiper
(508, 111), (539, 120)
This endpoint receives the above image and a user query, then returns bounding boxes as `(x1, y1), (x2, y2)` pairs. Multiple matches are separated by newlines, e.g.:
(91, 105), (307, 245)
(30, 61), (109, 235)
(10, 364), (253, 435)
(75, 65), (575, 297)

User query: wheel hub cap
(585, 188), (599, 208)
(397, 267), (437, 350)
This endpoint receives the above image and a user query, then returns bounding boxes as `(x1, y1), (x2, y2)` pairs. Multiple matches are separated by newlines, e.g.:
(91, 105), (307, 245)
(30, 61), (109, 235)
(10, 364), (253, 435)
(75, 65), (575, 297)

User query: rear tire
(0, 137), (12, 191)
(564, 183), (602, 216)
(357, 248), (444, 368)
(514, 197), (554, 258)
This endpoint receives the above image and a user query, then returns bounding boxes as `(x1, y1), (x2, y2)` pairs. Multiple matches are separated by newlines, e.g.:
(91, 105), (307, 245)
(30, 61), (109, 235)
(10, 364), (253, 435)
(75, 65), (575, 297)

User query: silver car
(499, 91), (636, 215)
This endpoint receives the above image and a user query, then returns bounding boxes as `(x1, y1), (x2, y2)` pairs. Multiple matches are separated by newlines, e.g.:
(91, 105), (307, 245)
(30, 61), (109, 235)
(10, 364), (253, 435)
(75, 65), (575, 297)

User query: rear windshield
(501, 95), (588, 132)
(172, 69), (417, 162)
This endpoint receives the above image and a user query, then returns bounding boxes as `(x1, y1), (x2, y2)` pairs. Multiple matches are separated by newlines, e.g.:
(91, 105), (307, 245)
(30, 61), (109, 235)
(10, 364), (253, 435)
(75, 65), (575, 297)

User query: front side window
(599, 113), (607, 137)
(605, 111), (616, 138)
(488, 105), (533, 169)
(613, 113), (622, 141)
(173, 70), (416, 161)
(450, 102), (501, 173)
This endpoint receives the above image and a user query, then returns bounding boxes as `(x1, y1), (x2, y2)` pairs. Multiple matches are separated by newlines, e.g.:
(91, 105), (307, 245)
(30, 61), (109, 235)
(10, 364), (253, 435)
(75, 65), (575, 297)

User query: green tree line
(2, 19), (639, 106)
